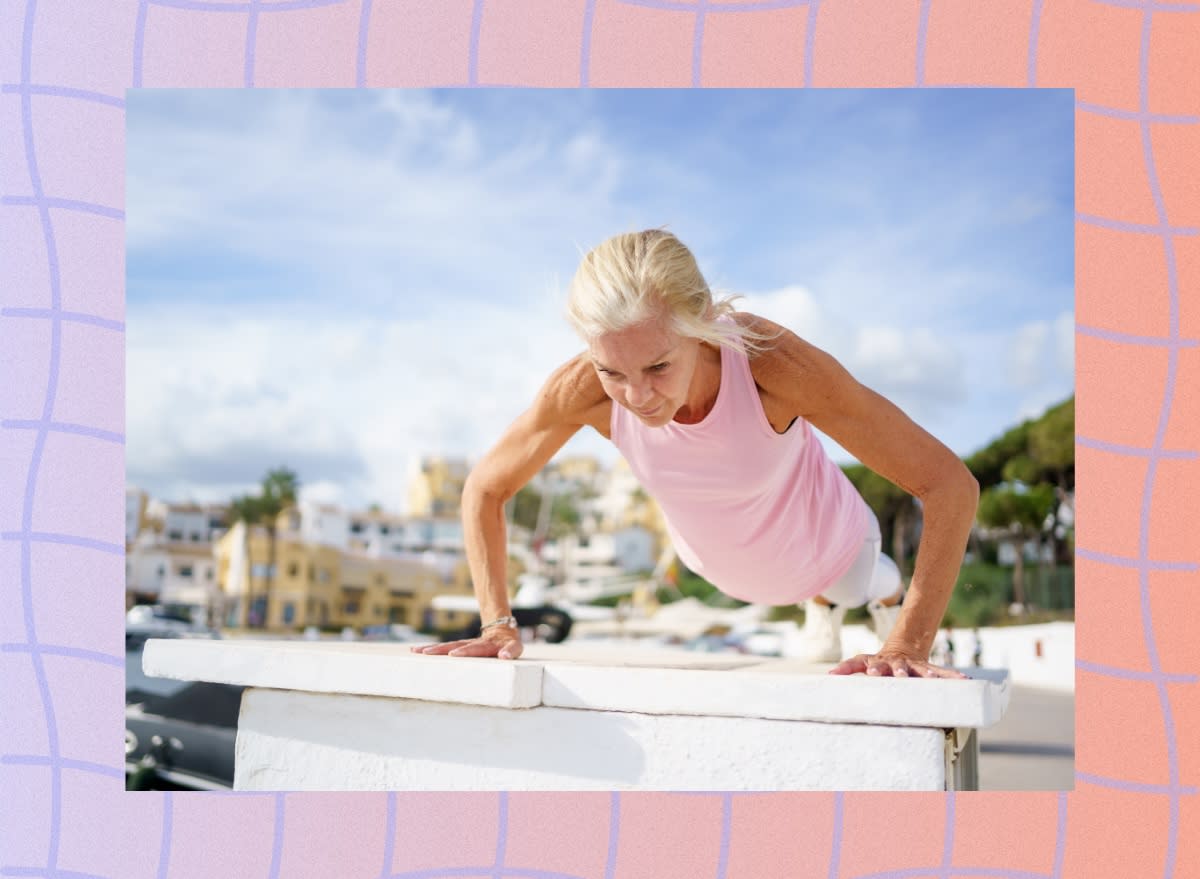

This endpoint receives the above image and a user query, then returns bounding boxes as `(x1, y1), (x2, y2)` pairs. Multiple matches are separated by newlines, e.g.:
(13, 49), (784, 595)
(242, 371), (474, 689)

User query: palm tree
(230, 467), (299, 629)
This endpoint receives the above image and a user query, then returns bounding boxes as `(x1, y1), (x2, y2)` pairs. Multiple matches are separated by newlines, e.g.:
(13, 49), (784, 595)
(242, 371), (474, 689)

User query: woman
(414, 230), (977, 678)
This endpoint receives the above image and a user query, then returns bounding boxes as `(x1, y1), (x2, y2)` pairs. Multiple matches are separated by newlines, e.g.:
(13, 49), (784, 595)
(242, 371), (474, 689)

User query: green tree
(841, 464), (918, 574)
(976, 482), (1056, 610)
(230, 466), (299, 628)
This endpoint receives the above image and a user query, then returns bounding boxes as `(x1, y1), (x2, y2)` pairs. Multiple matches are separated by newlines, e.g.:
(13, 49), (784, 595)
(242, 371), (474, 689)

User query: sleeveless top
(609, 335), (871, 605)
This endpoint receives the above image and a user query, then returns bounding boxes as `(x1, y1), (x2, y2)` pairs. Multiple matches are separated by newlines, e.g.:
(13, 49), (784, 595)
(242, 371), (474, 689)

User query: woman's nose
(626, 382), (652, 406)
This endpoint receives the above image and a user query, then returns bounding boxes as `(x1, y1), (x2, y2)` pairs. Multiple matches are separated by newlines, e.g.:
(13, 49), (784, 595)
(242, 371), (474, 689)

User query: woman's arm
(414, 355), (609, 660)
(749, 315), (979, 677)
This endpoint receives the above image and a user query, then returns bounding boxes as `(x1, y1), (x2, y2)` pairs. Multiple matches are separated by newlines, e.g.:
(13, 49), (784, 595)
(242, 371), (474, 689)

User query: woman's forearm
(882, 465), (979, 659)
(461, 478), (516, 623)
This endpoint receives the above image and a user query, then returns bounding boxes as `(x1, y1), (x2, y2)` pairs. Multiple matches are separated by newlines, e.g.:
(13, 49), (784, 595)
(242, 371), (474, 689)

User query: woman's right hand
(410, 627), (524, 660)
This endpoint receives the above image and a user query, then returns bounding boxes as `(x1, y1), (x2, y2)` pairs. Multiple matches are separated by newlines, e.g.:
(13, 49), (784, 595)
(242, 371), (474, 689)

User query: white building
(126, 487), (147, 545)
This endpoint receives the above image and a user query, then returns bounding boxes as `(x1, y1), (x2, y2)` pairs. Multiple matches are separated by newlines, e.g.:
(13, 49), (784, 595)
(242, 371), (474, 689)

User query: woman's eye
(651, 363), (668, 372)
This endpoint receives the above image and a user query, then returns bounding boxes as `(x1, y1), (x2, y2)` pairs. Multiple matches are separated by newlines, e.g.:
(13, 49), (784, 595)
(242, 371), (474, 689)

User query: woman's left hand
(828, 650), (970, 679)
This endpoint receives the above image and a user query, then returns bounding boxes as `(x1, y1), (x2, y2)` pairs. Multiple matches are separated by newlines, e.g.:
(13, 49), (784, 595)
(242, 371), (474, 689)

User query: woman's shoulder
(732, 312), (831, 400)
(537, 352), (612, 435)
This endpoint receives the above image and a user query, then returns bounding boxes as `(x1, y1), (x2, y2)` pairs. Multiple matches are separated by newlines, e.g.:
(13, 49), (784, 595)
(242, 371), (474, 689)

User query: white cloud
(739, 286), (966, 423)
(1010, 310), (1074, 390)
(127, 299), (593, 512)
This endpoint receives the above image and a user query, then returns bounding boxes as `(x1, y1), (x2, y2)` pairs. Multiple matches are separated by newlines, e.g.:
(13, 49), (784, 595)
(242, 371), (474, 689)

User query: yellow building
(215, 510), (477, 633)
(407, 456), (471, 518)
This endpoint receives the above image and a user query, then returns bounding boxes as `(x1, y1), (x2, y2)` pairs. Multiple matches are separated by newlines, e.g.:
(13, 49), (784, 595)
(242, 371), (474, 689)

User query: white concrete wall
(236, 688), (946, 791)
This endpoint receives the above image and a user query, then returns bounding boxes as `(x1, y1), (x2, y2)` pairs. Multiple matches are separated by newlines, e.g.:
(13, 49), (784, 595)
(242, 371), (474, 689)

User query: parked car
(125, 642), (242, 790)
(125, 604), (219, 649)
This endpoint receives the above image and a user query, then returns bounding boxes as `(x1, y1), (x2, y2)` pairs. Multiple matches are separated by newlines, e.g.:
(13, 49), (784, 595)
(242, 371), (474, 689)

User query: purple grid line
(1076, 211), (1198, 237)
(915, 0), (931, 86)
(145, 0), (348, 12)
(468, 0), (484, 86)
(0, 197), (124, 221)
(941, 792), (954, 878)
(1076, 658), (1198, 684)
(1, 308), (125, 332)
(1, 533), (125, 555)
(493, 792), (508, 878)
(827, 791), (842, 879)
(1073, 548), (1197, 571)
(0, 85), (125, 109)
(1075, 322), (1198, 349)
(691, 1), (706, 87)
(156, 792), (173, 879)
(1076, 435), (1196, 459)
(580, 0), (596, 86)
(1077, 100), (1199, 124)
(1052, 793), (1067, 879)
(133, 0), (149, 87)
(1093, 0), (1199, 10)
(1027, 0), (1044, 86)
(1, 643), (124, 668)
(356, 0), (372, 87)
(604, 793), (619, 879)
(804, 0), (819, 87)
(1075, 772), (1198, 796)
(268, 793), (285, 879)
(1, 420), (125, 445)
(379, 792), (396, 878)
(0, 869), (113, 879)
(13, 2), (69, 876)
(0, 756), (123, 779)
(715, 792), (731, 879)
(245, 0), (261, 87)
(1134, 7), (1189, 876)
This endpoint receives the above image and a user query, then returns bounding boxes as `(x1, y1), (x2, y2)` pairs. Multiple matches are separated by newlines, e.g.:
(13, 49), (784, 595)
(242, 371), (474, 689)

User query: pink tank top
(610, 336), (871, 605)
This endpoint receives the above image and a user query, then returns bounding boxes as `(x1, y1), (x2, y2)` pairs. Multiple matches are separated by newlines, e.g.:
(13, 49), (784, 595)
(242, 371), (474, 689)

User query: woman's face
(588, 314), (704, 427)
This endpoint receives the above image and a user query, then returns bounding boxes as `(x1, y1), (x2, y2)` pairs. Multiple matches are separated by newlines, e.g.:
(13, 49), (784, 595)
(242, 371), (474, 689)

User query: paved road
(977, 685), (1074, 791)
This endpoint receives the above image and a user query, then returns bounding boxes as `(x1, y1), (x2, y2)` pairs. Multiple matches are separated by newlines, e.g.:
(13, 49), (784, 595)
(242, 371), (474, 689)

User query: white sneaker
(786, 600), (846, 663)
(866, 598), (902, 645)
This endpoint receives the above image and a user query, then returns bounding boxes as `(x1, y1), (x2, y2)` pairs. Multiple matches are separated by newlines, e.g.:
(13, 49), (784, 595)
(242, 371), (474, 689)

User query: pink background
(1, 0), (1197, 875)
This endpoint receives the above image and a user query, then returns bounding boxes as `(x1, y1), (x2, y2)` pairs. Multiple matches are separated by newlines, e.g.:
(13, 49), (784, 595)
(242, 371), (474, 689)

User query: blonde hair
(565, 229), (777, 354)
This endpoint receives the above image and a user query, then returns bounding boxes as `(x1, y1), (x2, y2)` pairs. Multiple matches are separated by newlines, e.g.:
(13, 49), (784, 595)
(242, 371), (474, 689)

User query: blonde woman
(414, 230), (976, 678)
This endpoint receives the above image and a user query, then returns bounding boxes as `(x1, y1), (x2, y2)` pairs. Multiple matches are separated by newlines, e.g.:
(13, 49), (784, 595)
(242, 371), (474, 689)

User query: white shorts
(817, 511), (902, 608)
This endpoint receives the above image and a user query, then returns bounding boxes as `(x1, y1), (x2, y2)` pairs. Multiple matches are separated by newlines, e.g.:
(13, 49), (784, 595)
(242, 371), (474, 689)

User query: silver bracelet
(481, 615), (518, 631)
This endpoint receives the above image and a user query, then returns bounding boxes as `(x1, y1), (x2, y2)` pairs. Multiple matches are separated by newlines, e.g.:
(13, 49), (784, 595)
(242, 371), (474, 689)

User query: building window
(156, 565), (165, 578)
(380, 526), (390, 536)
(178, 565), (193, 578)
(350, 522), (364, 534)
(282, 603), (295, 624)
(344, 601), (360, 615)
(316, 568), (330, 583)
(205, 568), (214, 581)
(168, 530), (182, 541)
(251, 563), (272, 578)
(287, 562), (300, 578)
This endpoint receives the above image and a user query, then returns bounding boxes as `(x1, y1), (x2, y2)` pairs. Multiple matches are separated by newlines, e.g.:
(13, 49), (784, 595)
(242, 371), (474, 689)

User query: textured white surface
(541, 662), (1010, 727)
(143, 638), (543, 708)
(146, 638), (1009, 726)
(235, 688), (947, 791)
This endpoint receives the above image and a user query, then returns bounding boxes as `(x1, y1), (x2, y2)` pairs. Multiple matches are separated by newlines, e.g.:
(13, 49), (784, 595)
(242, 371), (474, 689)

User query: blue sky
(126, 88), (1073, 511)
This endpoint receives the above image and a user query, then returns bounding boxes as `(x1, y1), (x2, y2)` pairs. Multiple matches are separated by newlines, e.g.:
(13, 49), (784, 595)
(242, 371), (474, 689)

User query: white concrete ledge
(142, 638), (543, 709)
(143, 639), (1011, 791)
